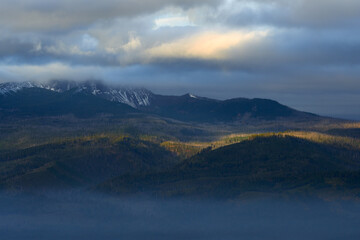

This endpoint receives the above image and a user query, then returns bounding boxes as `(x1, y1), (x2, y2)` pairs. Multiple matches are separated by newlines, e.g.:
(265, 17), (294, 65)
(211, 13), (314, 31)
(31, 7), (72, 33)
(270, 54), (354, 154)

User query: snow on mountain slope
(0, 81), (153, 109)
(0, 82), (41, 95)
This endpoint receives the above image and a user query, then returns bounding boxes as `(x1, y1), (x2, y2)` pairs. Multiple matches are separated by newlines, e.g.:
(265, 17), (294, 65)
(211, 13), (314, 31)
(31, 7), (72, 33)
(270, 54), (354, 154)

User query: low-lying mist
(0, 191), (359, 240)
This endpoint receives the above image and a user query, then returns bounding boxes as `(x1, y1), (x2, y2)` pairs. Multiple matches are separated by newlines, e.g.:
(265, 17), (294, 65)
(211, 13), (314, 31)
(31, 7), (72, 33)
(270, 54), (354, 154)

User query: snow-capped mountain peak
(0, 80), (153, 109)
(0, 82), (40, 95)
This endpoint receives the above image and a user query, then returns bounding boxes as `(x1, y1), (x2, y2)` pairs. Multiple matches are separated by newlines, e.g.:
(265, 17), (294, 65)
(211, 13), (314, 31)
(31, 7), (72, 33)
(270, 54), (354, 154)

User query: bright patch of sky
(154, 13), (195, 29)
(80, 34), (98, 51)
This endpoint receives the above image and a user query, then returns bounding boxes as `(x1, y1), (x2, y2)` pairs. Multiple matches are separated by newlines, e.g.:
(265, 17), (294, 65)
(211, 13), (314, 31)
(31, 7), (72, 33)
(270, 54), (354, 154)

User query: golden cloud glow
(146, 30), (269, 60)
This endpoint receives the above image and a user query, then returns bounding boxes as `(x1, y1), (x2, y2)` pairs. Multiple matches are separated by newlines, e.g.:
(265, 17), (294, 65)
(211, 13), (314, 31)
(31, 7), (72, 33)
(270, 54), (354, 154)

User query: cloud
(146, 30), (268, 60)
(154, 14), (195, 29)
(201, 0), (360, 29)
(1, 0), (360, 117)
(0, 0), (221, 32)
(121, 34), (142, 52)
(2, 0), (359, 33)
(80, 34), (98, 51)
(0, 62), (110, 83)
(1, 0), (359, 69)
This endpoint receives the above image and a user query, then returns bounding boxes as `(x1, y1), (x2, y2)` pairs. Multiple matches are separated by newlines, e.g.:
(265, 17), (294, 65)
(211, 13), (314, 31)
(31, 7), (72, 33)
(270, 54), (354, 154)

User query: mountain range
(0, 80), (318, 122)
(1, 80), (358, 200)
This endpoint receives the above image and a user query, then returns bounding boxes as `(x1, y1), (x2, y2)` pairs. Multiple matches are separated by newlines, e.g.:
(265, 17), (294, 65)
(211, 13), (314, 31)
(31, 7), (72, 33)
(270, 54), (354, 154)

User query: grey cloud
(0, 39), (35, 58)
(203, 0), (360, 29)
(0, 0), (359, 119)
(1, 59), (359, 119)
(2, 0), (359, 32)
(2, 27), (360, 74)
(142, 28), (360, 74)
(229, 29), (360, 70)
(2, 0), (359, 70)
(0, 0), (221, 32)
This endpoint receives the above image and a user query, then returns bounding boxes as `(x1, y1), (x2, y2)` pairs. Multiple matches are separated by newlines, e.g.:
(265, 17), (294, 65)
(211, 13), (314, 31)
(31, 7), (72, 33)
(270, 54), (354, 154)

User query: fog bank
(0, 192), (359, 240)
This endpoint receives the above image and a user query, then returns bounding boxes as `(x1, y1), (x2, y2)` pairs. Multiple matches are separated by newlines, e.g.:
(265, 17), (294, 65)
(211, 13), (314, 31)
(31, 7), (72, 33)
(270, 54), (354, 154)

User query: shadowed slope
(97, 136), (360, 199)
(142, 94), (318, 122)
(0, 87), (136, 118)
(0, 137), (178, 190)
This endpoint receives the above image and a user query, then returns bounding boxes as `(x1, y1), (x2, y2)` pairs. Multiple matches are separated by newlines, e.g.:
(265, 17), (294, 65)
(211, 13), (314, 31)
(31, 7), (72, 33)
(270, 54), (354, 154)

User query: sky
(0, 0), (359, 119)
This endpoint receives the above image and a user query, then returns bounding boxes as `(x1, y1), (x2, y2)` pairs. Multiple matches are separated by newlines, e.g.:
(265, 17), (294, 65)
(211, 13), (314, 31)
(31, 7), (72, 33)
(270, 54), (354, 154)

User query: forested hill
(0, 137), (178, 190)
(97, 136), (360, 199)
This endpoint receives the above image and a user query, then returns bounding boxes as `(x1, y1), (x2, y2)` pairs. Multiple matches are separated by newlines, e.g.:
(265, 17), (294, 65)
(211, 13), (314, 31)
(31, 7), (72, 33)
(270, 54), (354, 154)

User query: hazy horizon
(1, 191), (360, 240)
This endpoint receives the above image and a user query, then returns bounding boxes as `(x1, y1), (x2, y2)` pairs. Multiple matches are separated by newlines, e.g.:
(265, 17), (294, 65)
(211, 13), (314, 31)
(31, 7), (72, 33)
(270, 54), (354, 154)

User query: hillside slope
(97, 136), (360, 199)
(0, 137), (178, 190)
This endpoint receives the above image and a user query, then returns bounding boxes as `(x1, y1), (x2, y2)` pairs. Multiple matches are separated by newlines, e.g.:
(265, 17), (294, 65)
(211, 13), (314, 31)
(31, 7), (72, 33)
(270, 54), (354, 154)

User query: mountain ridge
(0, 80), (153, 109)
(1, 80), (320, 122)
